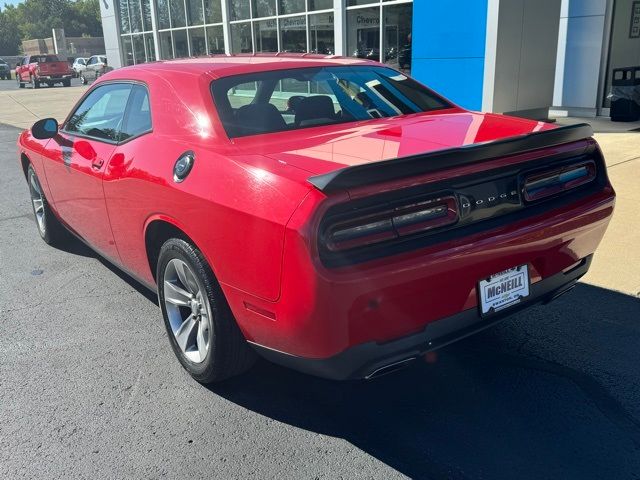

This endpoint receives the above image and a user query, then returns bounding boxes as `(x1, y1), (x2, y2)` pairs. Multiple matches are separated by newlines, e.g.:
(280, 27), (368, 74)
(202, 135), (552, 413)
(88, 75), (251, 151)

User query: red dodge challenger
(18, 55), (615, 382)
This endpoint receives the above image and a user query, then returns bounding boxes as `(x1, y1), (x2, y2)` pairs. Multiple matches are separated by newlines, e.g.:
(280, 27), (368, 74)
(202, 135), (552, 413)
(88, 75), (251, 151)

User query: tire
(27, 165), (67, 246)
(157, 238), (256, 384)
(31, 75), (39, 89)
(80, 74), (87, 85)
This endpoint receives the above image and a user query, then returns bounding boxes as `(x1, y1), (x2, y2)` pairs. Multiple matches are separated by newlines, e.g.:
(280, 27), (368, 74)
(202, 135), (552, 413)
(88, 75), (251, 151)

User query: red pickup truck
(16, 55), (72, 89)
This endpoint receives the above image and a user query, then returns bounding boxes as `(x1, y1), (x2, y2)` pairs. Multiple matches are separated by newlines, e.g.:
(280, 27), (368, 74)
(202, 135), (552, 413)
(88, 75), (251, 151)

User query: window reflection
(383, 3), (412, 73)
(204, 0), (222, 24)
(347, 7), (380, 61)
(231, 23), (253, 53)
(189, 28), (207, 56)
(253, 0), (276, 18)
(173, 29), (189, 57)
(280, 16), (306, 53)
(186, 0), (204, 26)
(230, 0), (250, 20)
(279, 0), (305, 15)
(254, 20), (278, 52)
(170, 0), (186, 28)
(159, 31), (173, 59)
(310, 12), (334, 54)
(157, 0), (170, 29)
(206, 25), (225, 54)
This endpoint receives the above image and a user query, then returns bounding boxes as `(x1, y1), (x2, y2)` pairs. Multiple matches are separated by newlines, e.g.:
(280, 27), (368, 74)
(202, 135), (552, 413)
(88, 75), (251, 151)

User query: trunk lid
(246, 110), (556, 176)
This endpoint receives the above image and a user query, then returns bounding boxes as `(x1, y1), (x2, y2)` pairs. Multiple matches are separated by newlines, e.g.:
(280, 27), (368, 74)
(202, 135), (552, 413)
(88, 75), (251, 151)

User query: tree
(0, 0), (102, 55)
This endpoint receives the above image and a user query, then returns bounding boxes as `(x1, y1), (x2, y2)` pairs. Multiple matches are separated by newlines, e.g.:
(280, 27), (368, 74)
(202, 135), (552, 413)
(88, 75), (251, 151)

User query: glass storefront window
(309, 0), (332, 10)
(204, 0), (222, 24)
(157, 0), (171, 29)
(279, 0), (305, 15)
(159, 31), (173, 58)
(254, 20), (278, 52)
(253, 0), (276, 18)
(231, 22), (253, 53)
(141, 0), (152, 31)
(173, 29), (189, 57)
(118, 0), (131, 34)
(383, 3), (412, 72)
(122, 36), (134, 65)
(230, 0), (250, 20)
(144, 33), (156, 61)
(189, 27), (207, 56)
(129, 0), (143, 33)
(186, 0), (204, 26)
(170, 0), (187, 28)
(280, 15), (307, 52)
(206, 25), (225, 54)
(310, 12), (334, 54)
(348, 0), (377, 6)
(347, 7), (380, 61)
(132, 34), (145, 63)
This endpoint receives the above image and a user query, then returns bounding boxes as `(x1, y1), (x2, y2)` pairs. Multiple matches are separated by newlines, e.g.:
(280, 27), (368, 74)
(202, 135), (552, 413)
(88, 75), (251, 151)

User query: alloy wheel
(28, 171), (46, 234)
(163, 258), (212, 364)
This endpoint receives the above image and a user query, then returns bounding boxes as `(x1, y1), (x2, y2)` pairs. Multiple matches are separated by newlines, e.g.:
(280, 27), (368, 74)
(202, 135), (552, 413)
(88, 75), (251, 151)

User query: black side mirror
(32, 118), (59, 140)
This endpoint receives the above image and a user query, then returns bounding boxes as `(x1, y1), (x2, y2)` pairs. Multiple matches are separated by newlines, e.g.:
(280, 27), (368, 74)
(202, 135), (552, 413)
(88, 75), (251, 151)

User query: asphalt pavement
(1, 105), (640, 478)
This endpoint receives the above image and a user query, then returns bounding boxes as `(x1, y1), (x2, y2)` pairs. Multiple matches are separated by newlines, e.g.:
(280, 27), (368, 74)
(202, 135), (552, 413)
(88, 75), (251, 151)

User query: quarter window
(120, 84), (152, 140)
(65, 84), (133, 142)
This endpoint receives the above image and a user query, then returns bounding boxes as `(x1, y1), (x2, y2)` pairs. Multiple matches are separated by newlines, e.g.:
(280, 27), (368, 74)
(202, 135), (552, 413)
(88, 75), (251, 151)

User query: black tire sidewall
(157, 239), (223, 381)
(27, 165), (50, 243)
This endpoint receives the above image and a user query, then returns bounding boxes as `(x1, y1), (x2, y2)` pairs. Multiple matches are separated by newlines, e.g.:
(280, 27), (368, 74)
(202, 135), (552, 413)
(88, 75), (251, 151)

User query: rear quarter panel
(102, 70), (311, 301)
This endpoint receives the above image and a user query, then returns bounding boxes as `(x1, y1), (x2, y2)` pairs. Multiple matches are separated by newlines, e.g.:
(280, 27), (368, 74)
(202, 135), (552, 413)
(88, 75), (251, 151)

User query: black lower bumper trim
(251, 255), (592, 380)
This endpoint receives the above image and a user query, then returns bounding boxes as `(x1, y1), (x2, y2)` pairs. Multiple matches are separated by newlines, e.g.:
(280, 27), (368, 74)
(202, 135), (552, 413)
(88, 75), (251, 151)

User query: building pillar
(99, 0), (123, 68)
(333, 0), (345, 56)
(552, 0), (609, 117)
(412, 0), (562, 120)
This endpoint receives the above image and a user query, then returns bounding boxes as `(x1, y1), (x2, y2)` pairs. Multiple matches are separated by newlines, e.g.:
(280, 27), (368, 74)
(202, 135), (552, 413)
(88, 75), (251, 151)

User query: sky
(1, 0), (23, 8)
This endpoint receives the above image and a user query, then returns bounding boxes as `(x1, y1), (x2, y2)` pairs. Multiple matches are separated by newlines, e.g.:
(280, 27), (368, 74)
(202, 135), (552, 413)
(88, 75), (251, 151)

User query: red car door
(42, 83), (133, 261)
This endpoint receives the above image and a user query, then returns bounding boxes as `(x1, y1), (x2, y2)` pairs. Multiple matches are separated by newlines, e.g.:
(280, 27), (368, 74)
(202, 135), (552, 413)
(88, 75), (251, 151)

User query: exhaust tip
(365, 357), (416, 380)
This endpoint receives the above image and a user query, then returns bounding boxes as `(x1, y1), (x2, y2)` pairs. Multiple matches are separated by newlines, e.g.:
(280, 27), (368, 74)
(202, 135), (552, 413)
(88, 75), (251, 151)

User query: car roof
(111, 54), (379, 79)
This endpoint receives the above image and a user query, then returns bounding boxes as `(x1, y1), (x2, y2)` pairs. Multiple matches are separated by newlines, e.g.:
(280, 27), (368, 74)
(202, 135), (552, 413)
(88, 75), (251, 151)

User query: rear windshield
(211, 66), (452, 138)
(31, 55), (61, 63)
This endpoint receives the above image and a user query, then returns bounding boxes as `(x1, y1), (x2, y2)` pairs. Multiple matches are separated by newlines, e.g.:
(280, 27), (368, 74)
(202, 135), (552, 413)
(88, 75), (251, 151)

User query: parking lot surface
(1, 89), (639, 478)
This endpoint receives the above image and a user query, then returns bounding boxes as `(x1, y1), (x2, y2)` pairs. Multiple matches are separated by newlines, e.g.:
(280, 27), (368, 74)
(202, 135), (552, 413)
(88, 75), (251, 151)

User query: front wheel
(79, 74), (87, 85)
(27, 165), (67, 245)
(157, 238), (256, 384)
(31, 75), (39, 89)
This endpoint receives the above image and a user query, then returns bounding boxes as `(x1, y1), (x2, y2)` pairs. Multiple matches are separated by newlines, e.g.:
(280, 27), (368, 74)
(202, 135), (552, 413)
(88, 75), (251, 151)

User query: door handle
(91, 158), (104, 170)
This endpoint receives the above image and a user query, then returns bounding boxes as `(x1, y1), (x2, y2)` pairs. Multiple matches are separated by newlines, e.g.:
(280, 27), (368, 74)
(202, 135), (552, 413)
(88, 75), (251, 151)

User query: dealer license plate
(479, 265), (530, 316)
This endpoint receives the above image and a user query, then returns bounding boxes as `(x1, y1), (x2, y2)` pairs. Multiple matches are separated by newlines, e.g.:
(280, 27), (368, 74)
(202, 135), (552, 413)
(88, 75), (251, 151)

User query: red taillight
(523, 161), (596, 202)
(326, 196), (458, 252)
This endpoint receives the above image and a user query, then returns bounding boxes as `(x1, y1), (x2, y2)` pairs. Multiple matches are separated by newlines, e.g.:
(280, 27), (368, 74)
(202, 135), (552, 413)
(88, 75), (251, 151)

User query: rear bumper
(38, 75), (72, 81)
(252, 255), (591, 380)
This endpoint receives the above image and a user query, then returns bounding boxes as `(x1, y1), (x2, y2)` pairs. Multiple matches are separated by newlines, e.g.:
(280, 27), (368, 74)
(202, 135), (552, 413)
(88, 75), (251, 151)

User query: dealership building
(99, 0), (640, 118)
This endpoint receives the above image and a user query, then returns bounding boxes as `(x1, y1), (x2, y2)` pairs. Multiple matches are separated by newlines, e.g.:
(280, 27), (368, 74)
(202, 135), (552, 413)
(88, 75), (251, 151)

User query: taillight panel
(318, 149), (606, 267)
(523, 160), (596, 202)
(326, 196), (458, 252)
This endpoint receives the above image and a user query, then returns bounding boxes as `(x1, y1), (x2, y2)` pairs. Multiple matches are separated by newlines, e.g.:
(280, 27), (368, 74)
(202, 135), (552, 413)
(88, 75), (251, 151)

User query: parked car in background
(15, 55), (72, 88)
(79, 55), (110, 85)
(72, 57), (87, 78)
(17, 56), (615, 384)
(0, 58), (11, 80)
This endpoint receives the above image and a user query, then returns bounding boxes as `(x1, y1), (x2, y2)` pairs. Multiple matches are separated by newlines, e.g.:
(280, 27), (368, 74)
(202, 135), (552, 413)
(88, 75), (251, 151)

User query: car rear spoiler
(307, 123), (594, 193)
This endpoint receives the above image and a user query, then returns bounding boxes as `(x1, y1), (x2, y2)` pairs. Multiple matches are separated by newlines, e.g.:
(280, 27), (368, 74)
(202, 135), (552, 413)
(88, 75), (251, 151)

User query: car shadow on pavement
(210, 283), (640, 480)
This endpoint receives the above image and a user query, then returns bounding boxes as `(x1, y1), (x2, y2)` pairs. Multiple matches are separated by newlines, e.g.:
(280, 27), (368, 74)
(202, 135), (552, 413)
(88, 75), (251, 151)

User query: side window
(65, 83), (132, 142)
(88, 57), (96, 65)
(120, 85), (152, 140)
(227, 81), (258, 109)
